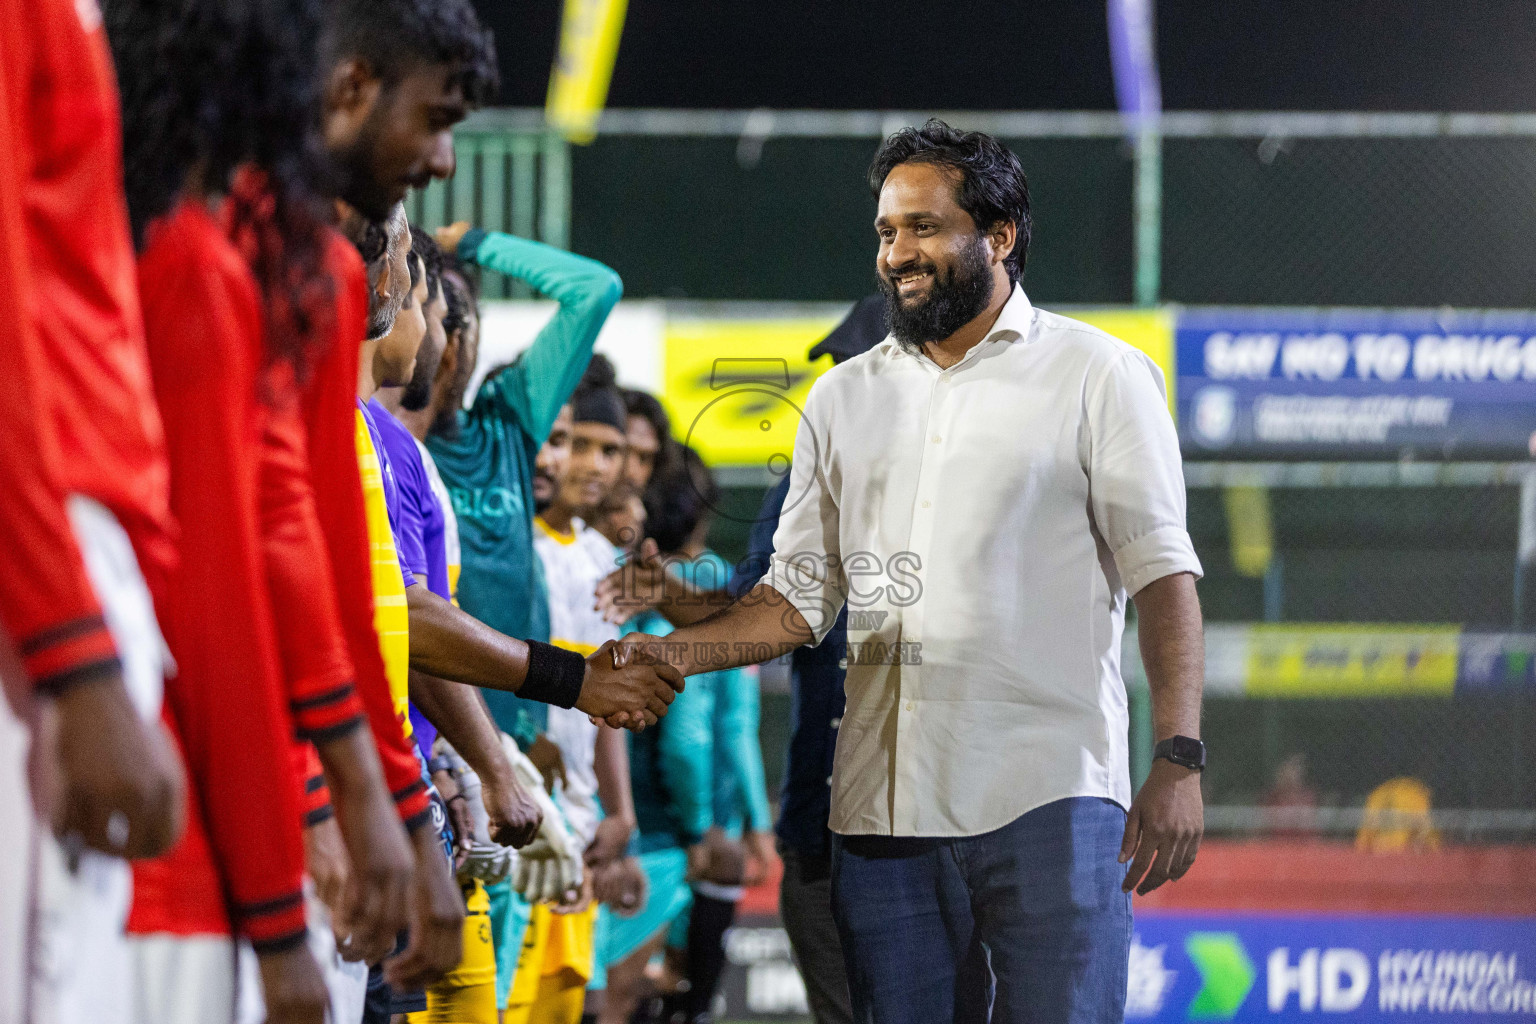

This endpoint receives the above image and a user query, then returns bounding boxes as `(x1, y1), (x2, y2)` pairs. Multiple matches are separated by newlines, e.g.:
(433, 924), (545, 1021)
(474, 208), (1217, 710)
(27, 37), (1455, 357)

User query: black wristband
(520, 641), (586, 709)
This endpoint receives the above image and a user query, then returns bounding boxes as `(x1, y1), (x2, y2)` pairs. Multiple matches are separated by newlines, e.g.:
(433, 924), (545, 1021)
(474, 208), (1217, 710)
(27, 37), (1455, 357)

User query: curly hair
(643, 446), (719, 556)
(868, 118), (1032, 282)
(623, 387), (678, 482)
(322, 0), (499, 107)
(107, 0), (335, 377)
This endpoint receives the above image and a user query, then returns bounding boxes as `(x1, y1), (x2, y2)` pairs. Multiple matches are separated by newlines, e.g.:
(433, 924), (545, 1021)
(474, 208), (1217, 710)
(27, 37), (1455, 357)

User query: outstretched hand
(575, 639), (683, 733)
(594, 538), (665, 627)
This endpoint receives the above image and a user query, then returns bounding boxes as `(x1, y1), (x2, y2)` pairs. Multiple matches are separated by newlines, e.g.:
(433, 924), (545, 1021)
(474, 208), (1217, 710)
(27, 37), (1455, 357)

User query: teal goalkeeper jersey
(426, 229), (622, 748)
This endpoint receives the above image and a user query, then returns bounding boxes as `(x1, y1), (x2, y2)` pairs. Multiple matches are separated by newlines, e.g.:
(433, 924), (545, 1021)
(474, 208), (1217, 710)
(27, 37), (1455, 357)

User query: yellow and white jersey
(533, 516), (621, 847)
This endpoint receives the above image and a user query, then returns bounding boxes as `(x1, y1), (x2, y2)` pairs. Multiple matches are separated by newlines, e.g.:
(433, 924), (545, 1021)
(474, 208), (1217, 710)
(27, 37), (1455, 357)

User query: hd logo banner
(1127, 915), (1536, 1021)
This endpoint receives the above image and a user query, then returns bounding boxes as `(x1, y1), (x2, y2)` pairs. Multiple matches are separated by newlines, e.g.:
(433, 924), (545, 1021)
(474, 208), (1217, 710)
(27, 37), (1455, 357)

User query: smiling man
(617, 119), (1207, 1024)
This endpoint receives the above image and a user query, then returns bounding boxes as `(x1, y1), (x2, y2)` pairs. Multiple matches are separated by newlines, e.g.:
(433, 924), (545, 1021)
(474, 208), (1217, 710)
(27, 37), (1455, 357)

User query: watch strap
(1153, 735), (1206, 771)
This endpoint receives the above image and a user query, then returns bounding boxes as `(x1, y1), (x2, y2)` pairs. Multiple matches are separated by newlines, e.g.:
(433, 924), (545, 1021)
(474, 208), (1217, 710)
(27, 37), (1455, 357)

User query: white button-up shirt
(765, 285), (1202, 837)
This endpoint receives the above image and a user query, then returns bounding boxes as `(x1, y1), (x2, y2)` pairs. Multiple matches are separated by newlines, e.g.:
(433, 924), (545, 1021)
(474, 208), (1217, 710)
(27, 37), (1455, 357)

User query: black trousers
(779, 847), (855, 1024)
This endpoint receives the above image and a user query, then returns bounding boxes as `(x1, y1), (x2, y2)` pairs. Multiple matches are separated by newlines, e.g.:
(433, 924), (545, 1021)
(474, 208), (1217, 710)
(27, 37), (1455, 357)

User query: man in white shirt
(617, 119), (1206, 1024)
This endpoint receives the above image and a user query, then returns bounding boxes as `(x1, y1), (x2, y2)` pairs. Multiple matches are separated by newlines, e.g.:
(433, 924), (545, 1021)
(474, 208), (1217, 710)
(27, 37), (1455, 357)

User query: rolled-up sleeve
(763, 382), (847, 643)
(1087, 350), (1203, 596)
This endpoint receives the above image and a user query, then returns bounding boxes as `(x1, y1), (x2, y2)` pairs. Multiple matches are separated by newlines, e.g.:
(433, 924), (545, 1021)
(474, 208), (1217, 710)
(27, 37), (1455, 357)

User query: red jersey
(258, 361), (369, 743)
(2, 0), (174, 586)
(303, 234), (431, 830)
(126, 201), (306, 950)
(0, 0), (167, 691)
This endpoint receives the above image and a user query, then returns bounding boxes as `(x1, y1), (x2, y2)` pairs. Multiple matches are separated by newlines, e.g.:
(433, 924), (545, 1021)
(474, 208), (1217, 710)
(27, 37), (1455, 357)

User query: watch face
(1169, 737), (1205, 767)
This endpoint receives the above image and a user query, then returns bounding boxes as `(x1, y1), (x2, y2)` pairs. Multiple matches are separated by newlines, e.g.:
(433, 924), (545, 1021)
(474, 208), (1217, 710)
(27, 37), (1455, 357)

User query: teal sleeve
(710, 668), (774, 833)
(656, 683), (714, 845)
(461, 231), (623, 444)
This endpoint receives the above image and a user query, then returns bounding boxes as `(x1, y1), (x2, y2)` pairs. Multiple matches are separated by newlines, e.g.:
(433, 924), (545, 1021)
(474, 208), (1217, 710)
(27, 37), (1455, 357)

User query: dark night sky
(474, 0), (1536, 111)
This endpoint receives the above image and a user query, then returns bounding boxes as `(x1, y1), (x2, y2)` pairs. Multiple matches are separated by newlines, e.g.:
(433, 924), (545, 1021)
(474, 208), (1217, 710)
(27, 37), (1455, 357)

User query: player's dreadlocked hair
(106, 0), (334, 377)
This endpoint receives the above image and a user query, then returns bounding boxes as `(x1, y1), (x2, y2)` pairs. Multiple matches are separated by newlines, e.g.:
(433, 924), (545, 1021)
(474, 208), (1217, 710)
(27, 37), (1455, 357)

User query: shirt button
(825, 775), (834, 786)
(931, 434), (942, 444)
(920, 500), (931, 509)
(830, 717), (841, 729)
(837, 657), (848, 670)
(904, 701), (915, 712)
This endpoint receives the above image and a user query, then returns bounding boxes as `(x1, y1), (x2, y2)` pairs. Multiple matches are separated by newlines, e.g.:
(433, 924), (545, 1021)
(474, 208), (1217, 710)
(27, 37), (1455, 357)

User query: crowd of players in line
(0, 0), (783, 1023)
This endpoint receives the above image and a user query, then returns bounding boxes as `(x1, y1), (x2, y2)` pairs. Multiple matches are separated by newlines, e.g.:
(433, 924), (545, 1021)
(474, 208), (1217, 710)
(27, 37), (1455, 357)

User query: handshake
(577, 637), (687, 732)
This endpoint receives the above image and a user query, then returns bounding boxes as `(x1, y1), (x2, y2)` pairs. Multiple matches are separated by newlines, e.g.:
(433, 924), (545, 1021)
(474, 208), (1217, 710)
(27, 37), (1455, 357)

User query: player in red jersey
(0, 0), (186, 1019)
(107, 0), (387, 1020)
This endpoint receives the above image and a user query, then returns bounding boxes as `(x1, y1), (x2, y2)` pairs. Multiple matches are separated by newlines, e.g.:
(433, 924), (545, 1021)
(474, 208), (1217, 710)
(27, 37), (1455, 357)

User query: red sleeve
(303, 235), (430, 830)
(294, 742), (333, 826)
(0, 0), (119, 694)
(259, 363), (367, 743)
(10, 0), (175, 582)
(140, 215), (306, 950)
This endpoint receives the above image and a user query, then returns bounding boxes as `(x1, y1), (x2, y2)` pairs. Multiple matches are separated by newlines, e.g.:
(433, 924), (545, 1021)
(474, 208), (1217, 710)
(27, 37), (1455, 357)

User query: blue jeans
(831, 798), (1131, 1024)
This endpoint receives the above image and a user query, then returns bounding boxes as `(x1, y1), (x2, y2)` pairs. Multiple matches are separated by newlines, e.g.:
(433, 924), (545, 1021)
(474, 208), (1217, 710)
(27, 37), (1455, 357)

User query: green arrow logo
(1184, 932), (1256, 1020)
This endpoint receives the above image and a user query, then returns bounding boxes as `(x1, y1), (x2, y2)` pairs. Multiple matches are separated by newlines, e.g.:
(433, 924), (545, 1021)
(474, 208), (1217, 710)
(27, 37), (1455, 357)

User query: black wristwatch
(1154, 736), (1206, 772)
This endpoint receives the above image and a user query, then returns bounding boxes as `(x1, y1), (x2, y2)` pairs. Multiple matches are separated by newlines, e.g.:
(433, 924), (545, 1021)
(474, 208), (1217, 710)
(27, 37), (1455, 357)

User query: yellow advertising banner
(1245, 624), (1461, 697)
(661, 316), (842, 469)
(662, 307), (1175, 468)
(546, 0), (628, 144)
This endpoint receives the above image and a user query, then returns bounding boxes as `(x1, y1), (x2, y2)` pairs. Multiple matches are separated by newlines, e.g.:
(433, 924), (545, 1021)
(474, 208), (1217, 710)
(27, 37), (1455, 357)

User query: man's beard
(329, 120), (396, 223)
(400, 344), (443, 411)
(878, 237), (995, 353)
(365, 301), (399, 343)
(533, 477), (555, 514)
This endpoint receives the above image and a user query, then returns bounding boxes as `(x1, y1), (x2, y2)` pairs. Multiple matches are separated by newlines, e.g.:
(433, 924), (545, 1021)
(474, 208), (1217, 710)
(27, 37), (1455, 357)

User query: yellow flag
(546, 0), (628, 144)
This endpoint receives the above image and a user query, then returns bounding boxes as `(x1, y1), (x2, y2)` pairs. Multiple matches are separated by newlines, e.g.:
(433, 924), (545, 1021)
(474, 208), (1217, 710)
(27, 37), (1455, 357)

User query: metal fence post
(1515, 468), (1536, 628)
(540, 130), (572, 254)
(1134, 124), (1162, 307)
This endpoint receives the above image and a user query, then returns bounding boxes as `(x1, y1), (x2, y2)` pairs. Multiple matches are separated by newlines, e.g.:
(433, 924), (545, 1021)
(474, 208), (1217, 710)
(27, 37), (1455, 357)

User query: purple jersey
(369, 398), (454, 761)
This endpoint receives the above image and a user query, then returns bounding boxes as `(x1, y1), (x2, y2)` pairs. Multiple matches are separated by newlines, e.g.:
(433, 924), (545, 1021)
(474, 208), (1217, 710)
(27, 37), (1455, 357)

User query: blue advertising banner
(1128, 914), (1536, 1021)
(1176, 308), (1536, 456)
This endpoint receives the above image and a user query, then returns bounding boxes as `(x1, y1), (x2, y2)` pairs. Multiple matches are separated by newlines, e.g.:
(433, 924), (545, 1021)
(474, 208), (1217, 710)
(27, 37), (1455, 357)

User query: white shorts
(129, 934), (238, 1024)
(0, 683), (36, 1024)
(28, 496), (169, 1024)
(235, 887), (368, 1024)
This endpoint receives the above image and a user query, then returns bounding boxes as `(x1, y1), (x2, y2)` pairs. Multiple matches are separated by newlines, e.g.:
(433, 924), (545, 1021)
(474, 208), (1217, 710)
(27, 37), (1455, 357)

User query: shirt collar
(878, 283), (1035, 366)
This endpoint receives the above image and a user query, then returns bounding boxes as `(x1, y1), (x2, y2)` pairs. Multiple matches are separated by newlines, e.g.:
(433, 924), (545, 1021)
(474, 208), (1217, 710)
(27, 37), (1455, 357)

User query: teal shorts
(486, 877), (533, 1008)
(589, 847), (692, 991)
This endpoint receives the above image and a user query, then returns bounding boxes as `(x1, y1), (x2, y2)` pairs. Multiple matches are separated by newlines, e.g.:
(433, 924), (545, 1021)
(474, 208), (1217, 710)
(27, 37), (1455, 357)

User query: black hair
(867, 118), (1031, 283)
(622, 387), (678, 479)
(403, 249), (422, 308)
(351, 216), (388, 266)
(322, 0), (499, 106)
(410, 229), (443, 305)
(570, 355), (626, 432)
(581, 354), (618, 391)
(441, 252), (480, 304)
(440, 270), (469, 343)
(108, 0), (335, 376)
(643, 445), (719, 556)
